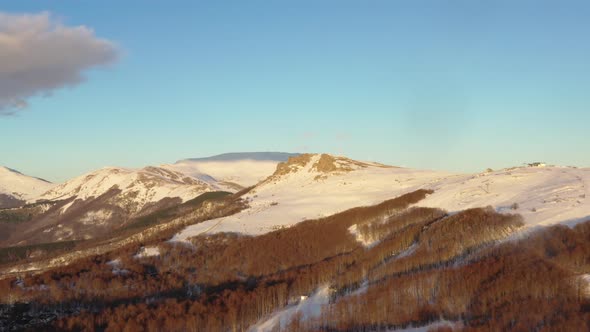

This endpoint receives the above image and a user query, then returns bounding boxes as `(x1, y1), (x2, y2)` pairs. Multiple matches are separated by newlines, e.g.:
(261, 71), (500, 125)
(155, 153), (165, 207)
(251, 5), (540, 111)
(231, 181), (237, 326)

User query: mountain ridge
(0, 166), (54, 208)
(174, 153), (590, 240)
(2, 153), (590, 331)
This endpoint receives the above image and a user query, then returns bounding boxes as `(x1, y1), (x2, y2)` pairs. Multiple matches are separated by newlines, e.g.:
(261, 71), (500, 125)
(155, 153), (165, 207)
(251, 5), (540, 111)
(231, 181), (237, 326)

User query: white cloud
(0, 12), (118, 114)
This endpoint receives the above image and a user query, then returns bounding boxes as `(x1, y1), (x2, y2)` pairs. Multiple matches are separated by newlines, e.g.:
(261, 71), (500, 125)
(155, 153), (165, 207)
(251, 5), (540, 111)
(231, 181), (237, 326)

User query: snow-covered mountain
(174, 154), (590, 240)
(4, 154), (590, 331)
(40, 166), (213, 210)
(5, 152), (589, 246)
(5, 154), (590, 331)
(1, 166), (215, 246)
(0, 166), (53, 208)
(164, 152), (299, 189)
(174, 153), (449, 239)
(418, 165), (590, 227)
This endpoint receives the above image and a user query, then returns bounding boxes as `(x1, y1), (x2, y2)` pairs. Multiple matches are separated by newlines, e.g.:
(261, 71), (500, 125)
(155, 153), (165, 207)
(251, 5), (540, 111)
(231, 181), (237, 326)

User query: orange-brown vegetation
(1, 189), (589, 331)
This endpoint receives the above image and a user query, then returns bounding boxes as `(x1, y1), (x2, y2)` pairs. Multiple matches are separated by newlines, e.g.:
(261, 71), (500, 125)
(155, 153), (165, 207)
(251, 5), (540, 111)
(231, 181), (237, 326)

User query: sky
(1, 1), (589, 182)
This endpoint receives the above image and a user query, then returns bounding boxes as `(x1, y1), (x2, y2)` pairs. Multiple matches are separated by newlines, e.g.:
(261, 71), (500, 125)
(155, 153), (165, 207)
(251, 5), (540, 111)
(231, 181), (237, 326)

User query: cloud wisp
(0, 12), (118, 115)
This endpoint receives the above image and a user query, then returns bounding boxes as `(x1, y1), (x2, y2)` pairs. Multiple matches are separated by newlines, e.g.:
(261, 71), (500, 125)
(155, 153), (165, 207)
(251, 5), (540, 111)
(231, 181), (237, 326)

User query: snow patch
(387, 320), (460, 332)
(8, 264), (39, 273)
(79, 209), (113, 225)
(348, 224), (379, 248)
(106, 259), (129, 275)
(54, 226), (73, 240)
(396, 243), (418, 258)
(59, 199), (76, 214)
(578, 274), (590, 297)
(249, 285), (330, 332)
(135, 246), (160, 258)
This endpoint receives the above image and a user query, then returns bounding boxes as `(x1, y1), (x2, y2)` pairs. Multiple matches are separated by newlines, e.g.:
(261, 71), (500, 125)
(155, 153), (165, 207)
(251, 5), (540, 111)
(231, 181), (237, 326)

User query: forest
(0, 188), (589, 331)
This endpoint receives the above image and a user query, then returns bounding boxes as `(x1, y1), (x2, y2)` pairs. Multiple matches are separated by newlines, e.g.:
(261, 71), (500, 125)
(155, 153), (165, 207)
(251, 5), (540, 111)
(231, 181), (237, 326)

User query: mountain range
(2, 151), (589, 248)
(0, 153), (293, 246)
(1, 152), (590, 331)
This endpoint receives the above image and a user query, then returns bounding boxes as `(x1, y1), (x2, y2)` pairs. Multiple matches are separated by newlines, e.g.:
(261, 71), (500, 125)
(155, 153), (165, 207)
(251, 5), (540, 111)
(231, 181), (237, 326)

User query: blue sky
(1, 1), (589, 182)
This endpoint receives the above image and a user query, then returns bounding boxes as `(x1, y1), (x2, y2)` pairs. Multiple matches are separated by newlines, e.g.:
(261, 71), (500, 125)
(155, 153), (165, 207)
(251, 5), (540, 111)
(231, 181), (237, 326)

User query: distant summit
(168, 152), (300, 189)
(0, 166), (54, 208)
(183, 152), (299, 163)
(1, 166), (51, 183)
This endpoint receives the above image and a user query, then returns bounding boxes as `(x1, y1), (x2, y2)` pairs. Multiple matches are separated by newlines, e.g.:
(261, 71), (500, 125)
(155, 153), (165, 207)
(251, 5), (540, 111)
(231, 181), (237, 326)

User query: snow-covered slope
(165, 152), (299, 189)
(418, 166), (590, 227)
(250, 285), (330, 332)
(173, 154), (449, 240)
(0, 166), (217, 245)
(0, 166), (53, 207)
(174, 154), (590, 241)
(40, 166), (213, 213)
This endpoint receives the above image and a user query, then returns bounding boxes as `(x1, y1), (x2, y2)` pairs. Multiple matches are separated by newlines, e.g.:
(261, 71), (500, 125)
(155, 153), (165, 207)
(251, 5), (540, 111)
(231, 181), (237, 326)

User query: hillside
(174, 154), (590, 240)
(40, 166), (212, 206)
(0, 167), (53, 208)
(2, 187), (589, 331)
(0, 166), (214, 246)
(1, 154), (590, 331)
(173, 154), (443, 238)
(419, 165), (590, 227)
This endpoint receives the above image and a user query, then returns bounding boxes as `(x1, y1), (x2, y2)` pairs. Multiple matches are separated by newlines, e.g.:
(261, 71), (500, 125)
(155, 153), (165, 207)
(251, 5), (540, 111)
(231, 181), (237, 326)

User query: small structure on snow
(526, 162), (546, 168)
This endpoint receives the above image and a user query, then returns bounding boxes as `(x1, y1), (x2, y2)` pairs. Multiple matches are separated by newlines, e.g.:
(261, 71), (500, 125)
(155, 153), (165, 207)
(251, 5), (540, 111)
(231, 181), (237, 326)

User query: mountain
(175, 154), (590, 240)
(164, 152), (300, 190)
(418, 164), (590, 226)
(40, 166), (212, 205)
(0, 166), (215, 246)
(2, 154), (590, 331)
(174, 153), (449, 238)
(0, 166), (53, 208)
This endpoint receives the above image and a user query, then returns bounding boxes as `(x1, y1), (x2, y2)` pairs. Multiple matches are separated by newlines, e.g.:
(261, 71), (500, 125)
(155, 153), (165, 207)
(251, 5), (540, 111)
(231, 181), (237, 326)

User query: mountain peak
(0, 166), (54, 207)
(311, 154), (393, 173)
(41, 165), (212, 205)
(266, 153), (393, 183)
